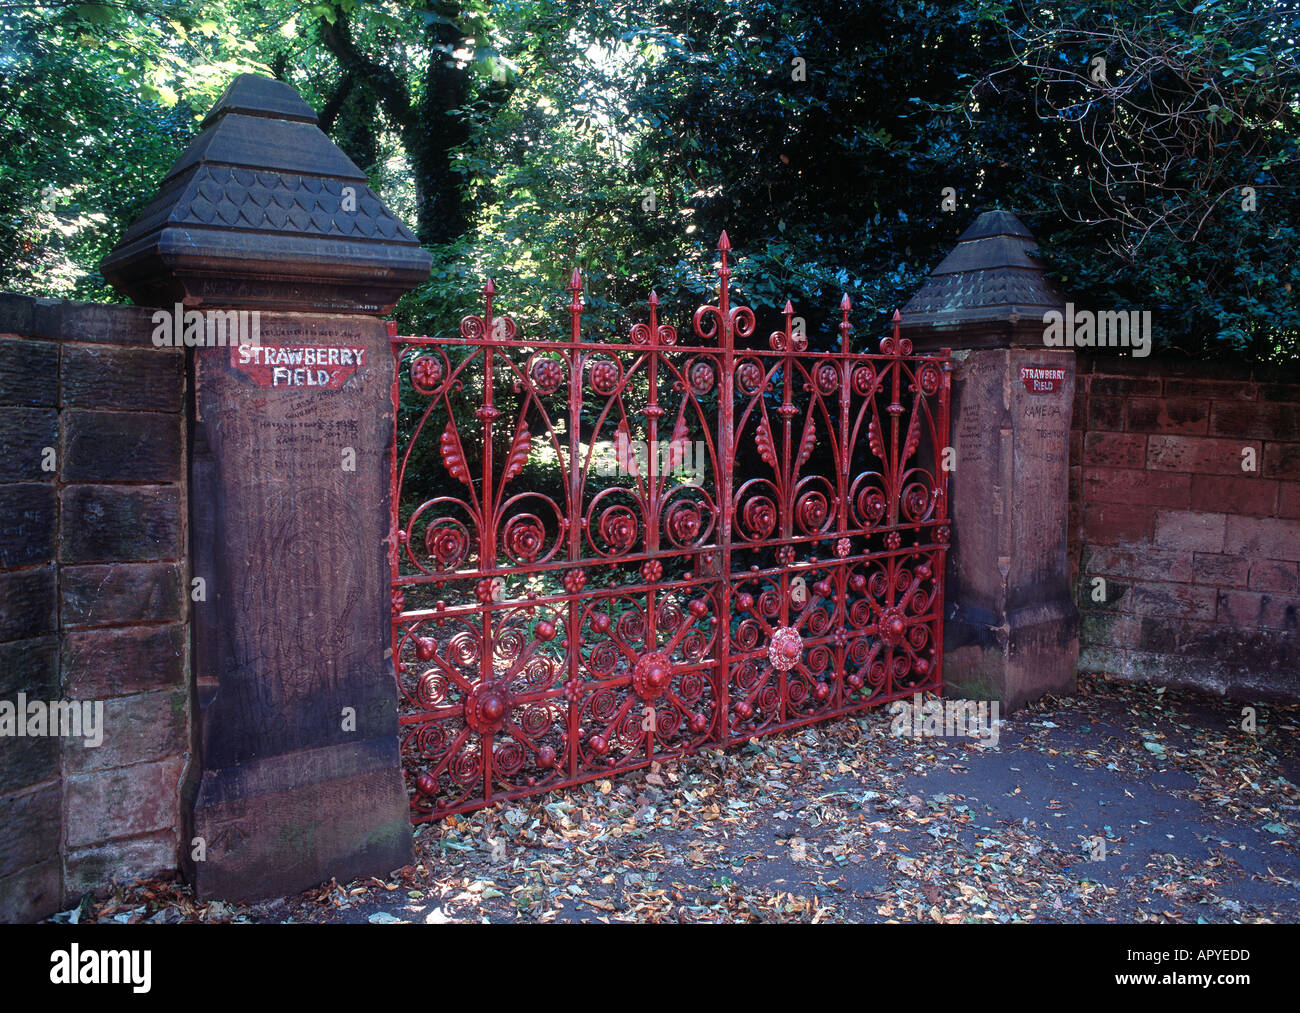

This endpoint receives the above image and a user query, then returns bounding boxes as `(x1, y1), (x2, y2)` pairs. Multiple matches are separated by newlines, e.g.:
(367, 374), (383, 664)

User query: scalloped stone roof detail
(101, 74), (429, 314)
(900, 210), (1065, 333)
(165, 165), (414, 242)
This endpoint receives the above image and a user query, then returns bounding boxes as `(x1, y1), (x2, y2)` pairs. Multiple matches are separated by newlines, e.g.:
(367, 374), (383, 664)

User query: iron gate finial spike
(716, 232), (731, 293)
(483, 278), (496, 332)
(568, 269), (583, 342)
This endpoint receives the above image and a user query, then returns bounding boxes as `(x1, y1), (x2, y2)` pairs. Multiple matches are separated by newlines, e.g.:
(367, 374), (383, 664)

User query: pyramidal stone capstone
(101, 74), (430, 314)
(899, 209), (1066, 348)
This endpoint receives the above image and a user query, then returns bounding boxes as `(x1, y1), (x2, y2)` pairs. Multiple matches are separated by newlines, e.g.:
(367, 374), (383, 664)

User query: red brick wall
(1069, 357), (1300, 701)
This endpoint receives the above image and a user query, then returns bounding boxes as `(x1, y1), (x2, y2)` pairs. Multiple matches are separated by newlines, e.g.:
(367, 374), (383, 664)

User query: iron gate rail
(390, 234), (951, 822)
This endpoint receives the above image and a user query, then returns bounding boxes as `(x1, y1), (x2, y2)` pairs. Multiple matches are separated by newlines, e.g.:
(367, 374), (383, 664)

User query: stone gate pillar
(102, 75), (430, 899)
(899, 211), (1078, 712)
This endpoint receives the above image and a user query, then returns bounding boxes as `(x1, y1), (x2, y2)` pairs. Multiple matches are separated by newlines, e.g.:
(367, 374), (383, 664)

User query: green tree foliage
(542, 0), (1298, 358)
(0, 1), (263, 297)
(401, 0), (1300, 361)
(0, 0), (1295, 360)
(973, 0), (1300, 360)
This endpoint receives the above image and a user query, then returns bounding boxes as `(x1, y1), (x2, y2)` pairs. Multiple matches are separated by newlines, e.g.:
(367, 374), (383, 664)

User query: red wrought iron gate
(390, 234), (951, 822)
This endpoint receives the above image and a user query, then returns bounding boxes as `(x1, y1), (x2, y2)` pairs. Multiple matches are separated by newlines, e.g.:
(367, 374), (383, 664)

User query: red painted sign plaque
(230, 344), (366, 389)
(1020, 364), (1066, 395)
